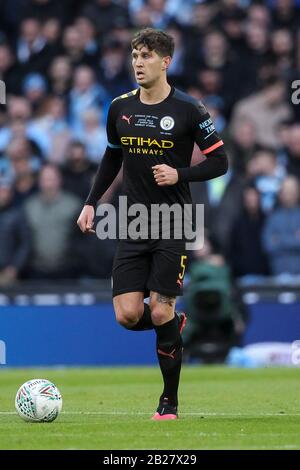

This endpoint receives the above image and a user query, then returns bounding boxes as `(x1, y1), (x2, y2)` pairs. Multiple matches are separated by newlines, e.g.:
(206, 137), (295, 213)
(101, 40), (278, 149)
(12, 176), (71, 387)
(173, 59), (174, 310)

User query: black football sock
(129, 303), (154, 331)
(155, 316), (183, 407)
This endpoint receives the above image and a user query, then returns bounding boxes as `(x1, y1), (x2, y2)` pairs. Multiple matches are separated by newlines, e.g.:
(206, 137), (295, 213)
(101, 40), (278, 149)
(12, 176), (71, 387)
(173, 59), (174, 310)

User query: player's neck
(139, 81), (171, 105)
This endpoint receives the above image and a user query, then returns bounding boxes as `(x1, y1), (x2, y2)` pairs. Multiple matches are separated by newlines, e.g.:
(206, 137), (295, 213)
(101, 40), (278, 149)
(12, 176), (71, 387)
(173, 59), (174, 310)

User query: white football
(15, 379), (62, 422)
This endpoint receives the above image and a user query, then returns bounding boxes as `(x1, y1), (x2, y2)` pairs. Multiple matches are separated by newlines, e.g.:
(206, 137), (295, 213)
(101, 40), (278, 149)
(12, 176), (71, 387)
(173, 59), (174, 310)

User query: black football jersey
(107, 86), (224, 208)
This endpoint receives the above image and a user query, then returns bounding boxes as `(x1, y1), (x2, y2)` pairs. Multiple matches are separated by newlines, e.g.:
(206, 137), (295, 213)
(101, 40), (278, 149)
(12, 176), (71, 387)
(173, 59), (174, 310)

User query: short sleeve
(190, 102), (224, 155)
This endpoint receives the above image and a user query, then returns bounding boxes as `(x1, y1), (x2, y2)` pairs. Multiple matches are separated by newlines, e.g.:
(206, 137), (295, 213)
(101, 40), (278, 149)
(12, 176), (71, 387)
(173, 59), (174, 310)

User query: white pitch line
(63, 411), (300, 417)
(1, 411), (300, 416)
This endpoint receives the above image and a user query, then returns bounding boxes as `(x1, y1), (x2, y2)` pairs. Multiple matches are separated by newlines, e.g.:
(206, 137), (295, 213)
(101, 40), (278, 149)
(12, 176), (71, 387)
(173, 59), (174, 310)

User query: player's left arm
(177, 103), (228, 182)
(153, 103), (228, 186)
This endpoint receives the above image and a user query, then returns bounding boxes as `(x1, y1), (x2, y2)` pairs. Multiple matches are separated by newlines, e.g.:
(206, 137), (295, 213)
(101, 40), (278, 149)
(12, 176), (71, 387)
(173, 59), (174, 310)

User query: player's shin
(155, 316), (183, 407)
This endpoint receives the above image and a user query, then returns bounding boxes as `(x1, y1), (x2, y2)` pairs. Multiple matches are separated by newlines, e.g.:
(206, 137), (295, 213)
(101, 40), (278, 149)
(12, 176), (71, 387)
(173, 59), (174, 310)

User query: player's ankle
(160, 394), (178, 407)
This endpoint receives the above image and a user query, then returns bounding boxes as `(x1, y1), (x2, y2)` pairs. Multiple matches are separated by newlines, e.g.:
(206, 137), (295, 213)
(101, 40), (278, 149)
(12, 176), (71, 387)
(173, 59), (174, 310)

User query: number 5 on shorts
(178, 255), (187, 280)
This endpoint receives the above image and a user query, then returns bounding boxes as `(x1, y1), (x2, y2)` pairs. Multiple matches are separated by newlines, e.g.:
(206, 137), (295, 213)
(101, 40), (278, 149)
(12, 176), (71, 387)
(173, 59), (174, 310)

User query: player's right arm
(77, 102), (123, 234)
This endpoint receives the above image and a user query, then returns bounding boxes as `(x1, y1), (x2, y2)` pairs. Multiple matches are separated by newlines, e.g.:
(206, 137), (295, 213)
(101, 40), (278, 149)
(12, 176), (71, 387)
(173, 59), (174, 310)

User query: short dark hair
(131, 28), (174, 57)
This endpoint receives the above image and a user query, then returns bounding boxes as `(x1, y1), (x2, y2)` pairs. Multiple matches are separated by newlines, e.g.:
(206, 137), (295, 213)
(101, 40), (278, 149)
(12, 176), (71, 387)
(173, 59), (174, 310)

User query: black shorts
(112, 239), (188, 298)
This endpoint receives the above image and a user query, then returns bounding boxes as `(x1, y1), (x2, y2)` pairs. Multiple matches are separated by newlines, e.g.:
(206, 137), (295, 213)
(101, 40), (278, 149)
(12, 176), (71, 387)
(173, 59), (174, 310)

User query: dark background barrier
(0, 281), (299, 366)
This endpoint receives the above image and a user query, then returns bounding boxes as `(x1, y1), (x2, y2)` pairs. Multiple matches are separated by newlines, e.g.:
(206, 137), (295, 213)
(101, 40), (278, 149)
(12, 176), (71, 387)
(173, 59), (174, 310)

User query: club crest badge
(160, 116), (175, 131)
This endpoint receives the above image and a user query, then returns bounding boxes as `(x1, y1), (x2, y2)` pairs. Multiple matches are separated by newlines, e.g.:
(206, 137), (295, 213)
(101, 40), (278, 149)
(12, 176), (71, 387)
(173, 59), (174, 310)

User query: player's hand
(152, 164), (179, 186)
(77, 205), (96, 233)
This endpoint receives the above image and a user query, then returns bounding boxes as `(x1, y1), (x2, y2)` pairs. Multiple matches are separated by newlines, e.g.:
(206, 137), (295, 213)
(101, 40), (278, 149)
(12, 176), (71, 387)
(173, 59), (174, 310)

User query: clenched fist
(152, 164), (178, 186)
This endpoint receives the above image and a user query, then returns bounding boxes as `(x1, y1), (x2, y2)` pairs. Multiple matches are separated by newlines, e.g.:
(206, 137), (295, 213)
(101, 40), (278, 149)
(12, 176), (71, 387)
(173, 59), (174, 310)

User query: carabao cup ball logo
(160, 116), (175, 131)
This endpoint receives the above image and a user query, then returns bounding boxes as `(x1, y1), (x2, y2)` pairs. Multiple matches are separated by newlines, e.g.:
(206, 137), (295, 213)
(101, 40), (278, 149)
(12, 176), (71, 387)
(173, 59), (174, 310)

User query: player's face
(132, 46), (170, 88)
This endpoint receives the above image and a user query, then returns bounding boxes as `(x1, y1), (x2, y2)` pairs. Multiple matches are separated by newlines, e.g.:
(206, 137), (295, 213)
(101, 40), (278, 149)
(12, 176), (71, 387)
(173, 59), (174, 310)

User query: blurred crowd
(0, 0), (300, 285)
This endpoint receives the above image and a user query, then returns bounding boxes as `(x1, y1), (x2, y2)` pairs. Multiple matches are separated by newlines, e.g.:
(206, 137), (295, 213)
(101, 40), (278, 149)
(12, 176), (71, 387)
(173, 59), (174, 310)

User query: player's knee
(115, 305), (141, 329)
(151, 308), (170, 326)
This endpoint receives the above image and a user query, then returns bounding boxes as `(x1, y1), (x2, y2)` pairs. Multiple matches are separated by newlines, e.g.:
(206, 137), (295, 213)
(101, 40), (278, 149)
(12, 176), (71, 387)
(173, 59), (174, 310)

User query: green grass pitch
(0, 366), (299, 450)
